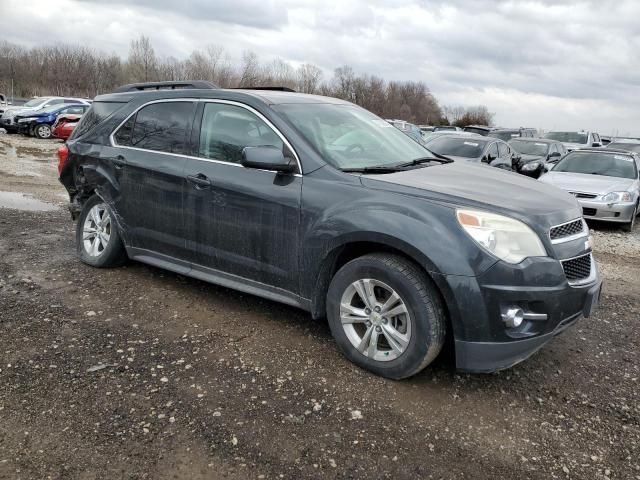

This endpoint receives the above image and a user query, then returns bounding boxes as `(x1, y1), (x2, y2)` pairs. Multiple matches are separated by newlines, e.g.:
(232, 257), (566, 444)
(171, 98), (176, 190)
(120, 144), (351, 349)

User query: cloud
(1, 0), (639, 134)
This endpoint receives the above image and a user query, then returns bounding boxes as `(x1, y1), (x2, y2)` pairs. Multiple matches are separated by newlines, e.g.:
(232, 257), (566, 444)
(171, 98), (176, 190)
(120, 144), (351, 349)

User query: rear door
(182, 100), (302, 292)
(110, 100), (197, 260)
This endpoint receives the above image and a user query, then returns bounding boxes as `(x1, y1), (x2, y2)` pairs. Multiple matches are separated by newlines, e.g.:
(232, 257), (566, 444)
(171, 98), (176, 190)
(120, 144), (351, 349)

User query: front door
(182, 101), (302, 293)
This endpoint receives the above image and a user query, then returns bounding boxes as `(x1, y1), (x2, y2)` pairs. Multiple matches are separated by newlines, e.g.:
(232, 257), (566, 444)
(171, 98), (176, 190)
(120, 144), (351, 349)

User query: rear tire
(76, 195), (127, 267)
(326, 253), (446, 379)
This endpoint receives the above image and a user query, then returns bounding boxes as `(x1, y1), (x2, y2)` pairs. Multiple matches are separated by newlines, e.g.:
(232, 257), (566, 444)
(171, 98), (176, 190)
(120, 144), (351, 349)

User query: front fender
(300, 197), (497, 300)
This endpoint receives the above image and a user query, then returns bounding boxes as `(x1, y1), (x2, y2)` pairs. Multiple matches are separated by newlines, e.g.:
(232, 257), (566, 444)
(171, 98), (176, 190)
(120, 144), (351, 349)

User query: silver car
(540, 148), (640, 231)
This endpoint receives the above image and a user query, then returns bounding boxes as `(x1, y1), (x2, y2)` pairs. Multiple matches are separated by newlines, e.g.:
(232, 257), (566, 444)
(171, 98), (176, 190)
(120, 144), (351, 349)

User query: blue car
(15, 102), (90, 139)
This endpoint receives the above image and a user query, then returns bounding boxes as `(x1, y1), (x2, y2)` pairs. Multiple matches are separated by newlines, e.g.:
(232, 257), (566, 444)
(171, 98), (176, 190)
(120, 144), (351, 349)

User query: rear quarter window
(71, 101), (126, 140)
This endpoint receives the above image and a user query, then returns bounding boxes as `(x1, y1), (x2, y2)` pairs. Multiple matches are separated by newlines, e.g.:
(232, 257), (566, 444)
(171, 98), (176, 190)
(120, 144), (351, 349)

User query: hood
(446, 155), (480, 163)
(539, 171), (634, 195)
(563, 142), (589, 151)
(1, 105), (38, 118)
(360, 161), (581, 227)
(15, 109), (53, 119)
(519, 153), (545, 164)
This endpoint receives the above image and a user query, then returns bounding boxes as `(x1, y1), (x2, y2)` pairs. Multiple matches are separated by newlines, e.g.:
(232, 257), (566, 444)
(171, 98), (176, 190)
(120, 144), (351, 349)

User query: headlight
(601, 191), (632, 203)
(521, 161), (540, 171)
(456, 209), (547, 264)
(17, 117), (38, 123)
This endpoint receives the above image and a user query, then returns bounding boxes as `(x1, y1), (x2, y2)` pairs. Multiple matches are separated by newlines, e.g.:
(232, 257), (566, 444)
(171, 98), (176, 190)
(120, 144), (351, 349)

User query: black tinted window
(72, 101), (125, 140)
(127, 102), (194, 154)
(199, 103), (283, 163)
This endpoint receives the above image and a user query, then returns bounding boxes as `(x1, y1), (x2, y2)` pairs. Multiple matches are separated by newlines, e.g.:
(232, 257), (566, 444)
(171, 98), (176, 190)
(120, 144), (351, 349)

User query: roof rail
(112, 80), (218, 93)
(237, 86), (296, 92)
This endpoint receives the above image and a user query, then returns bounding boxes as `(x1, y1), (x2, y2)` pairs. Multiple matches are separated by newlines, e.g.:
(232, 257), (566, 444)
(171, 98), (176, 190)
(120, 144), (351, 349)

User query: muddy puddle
(0, 191), (59, 211)
(0, 138), (57, 177)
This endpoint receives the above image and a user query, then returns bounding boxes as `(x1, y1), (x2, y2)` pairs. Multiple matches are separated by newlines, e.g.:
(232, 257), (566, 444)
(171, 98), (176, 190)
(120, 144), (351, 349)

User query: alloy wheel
(339, 279), (412, 362)
(37, 124), (51, 138)
(83, 204), (111, 257)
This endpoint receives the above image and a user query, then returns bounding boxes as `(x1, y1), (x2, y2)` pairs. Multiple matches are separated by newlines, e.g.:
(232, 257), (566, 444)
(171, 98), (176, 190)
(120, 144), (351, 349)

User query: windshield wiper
(395, 154), (453, 168)
(341, 166), (405, 174)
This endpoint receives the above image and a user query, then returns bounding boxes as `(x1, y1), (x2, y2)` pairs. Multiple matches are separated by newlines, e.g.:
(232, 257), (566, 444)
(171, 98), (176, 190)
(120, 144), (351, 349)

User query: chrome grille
(549, 219), (585, 241)
(562, 253), (592, 282)
(570, 192), (597, 199)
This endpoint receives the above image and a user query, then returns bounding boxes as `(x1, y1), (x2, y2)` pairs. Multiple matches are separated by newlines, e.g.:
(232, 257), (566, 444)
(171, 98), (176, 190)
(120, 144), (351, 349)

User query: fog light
(502, 307), (524, 328)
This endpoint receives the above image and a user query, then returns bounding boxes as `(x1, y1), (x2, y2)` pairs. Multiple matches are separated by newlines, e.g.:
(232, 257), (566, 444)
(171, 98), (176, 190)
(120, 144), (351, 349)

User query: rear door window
(114, 101), (195, 154)
(487, 142), (499, 159)
(497, 142), (509, 158)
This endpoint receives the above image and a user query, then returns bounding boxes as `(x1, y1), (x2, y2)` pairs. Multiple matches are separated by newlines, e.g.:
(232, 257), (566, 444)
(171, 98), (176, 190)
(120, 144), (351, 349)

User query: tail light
(57, 144), (69, 176)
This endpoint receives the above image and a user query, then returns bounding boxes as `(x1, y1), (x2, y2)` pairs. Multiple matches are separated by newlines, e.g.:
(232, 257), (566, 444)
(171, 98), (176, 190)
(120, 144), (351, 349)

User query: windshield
(509, 140), (549, 156)
(425, 136), (486, 158)
(274, 104), (434, 169)
(544, 131), (588, 144)
(38, 104), (67, 114)
(489, 131), (519, 142)
(554, 152), (637, 179)
(23, 98), (49, 108)
(607, 143), (640, 154)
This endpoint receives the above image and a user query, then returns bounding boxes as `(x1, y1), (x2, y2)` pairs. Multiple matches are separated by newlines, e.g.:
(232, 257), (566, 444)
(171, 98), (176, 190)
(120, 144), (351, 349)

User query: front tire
(76, 195), (127, 267)
(622, 203), (638, 232)
(34, 123), (52, 139)
(326, 254), (446, 379)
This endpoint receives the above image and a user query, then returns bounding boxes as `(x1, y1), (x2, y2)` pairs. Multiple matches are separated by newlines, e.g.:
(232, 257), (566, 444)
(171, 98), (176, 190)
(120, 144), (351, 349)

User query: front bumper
(441, 253), (602, 373)
(578, 199), (636, 223)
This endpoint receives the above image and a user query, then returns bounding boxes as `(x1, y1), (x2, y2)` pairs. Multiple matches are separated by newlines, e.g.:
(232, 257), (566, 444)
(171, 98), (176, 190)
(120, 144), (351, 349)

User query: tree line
(0, 37), (494, 126)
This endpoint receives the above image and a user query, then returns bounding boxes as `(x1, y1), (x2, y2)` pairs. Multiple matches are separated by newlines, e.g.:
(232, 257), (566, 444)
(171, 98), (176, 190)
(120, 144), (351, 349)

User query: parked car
(543, 130), (602, 151)
(432, 125), (461, 132)
(1, 96), (90, 133)
(58, 81), (601, 379)
(508, 137), (567, 178)
(425, 134), (517, 170)
(387, 120), (427, 145)
(52, 113), (84, 140)
(418, 125), (435, 134)
(462, 124), (493, 136)
(606, 139), (640, 154)
(0, 93), (10, 116)
(422, 130), (479, 143)
(16, 103), (90, 138)
(489, 128), (537, 142)
(539, 149), (640, 231)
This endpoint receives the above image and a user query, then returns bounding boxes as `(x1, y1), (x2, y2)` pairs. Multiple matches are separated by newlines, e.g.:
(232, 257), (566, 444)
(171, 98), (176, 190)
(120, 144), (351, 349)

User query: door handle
(112, 155), (126, 169)
(187, 173), (212, 189)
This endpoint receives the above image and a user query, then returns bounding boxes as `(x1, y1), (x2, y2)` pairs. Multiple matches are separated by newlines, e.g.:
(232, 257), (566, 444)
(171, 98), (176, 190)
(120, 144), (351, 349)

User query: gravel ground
(0, 133), (639, 479)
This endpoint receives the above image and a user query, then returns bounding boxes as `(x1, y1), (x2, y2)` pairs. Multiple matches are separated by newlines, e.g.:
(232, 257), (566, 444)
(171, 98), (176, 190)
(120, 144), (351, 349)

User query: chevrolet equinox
(58, 81), (602, 379)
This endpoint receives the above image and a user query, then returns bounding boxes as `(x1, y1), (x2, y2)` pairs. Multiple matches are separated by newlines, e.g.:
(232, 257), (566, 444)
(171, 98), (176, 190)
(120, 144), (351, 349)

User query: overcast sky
(2, 0), (639, 135)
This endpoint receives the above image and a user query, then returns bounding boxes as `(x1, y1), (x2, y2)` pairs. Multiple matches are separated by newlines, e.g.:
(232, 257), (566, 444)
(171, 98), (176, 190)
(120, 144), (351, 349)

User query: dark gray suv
(58, 81), (602, 379)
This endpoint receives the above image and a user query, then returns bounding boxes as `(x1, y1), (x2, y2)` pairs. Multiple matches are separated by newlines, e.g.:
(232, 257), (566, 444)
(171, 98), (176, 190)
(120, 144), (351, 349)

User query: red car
(52, 114), (82, 140)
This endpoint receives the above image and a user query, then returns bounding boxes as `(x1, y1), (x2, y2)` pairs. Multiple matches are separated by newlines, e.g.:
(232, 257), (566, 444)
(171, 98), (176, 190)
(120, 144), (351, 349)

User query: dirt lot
(0, 132), (638, 480)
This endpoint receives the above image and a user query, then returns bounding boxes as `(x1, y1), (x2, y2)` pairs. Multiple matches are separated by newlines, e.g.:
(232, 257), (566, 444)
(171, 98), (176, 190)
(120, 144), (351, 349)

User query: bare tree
(296, 63), (322, 94)
(0, 37), (464, 127)
(127, 35), (157, 82)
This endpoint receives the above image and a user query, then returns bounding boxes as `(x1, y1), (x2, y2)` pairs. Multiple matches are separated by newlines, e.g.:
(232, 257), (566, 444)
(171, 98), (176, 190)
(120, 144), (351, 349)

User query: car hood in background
(539, 172), (634, 195)
(519, 154), (545, 164)
(361, 161), (580, 225)
(0, 106), (38, 118)
(443, 155), (481, 163)
(563, 142), (590, 151)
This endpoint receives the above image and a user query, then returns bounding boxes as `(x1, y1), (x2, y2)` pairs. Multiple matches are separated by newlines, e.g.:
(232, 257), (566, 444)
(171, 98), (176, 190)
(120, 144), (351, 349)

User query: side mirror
(548, 151), (561, 158)
(592, 142), (601, 147)
(241, 146), (295, 173)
